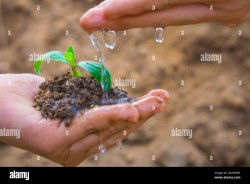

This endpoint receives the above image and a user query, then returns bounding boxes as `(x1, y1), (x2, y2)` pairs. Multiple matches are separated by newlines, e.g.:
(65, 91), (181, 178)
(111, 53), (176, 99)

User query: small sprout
(34, 45), (111, 91)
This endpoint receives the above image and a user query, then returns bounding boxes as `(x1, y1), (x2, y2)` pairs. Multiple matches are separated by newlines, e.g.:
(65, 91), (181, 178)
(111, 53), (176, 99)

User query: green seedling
(34, 45), (111, 91)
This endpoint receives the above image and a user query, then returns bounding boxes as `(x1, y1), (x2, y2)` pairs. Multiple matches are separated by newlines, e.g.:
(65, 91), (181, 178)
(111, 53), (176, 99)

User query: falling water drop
(98, 144), (106, 154)
(89, 33), (108, 99)
(103, 30), (116, 50)
(90, 33), (101, 51)
(155, 28), (164, 43)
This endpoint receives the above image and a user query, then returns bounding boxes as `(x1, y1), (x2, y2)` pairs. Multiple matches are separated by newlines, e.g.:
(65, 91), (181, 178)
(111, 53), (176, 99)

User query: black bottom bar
(0, 167), (249, 183)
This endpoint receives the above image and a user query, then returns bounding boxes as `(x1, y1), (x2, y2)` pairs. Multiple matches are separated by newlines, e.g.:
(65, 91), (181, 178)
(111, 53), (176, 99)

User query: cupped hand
(0, 74), (169, 166)
(80, 0), (250, 33)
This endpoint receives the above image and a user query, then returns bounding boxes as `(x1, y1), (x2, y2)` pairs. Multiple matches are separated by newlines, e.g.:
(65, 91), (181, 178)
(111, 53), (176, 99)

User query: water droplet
(155, 28), (164, 43)
(90, 33), (101, 51)
(98, 144), (106, 154)
(116, 139), (123, 150)
(103, 30), (116, 49)
(89, 33), (108, 99)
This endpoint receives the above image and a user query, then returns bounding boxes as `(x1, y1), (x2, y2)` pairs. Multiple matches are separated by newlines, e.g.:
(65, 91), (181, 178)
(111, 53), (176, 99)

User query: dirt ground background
(0, 0), (249, 166)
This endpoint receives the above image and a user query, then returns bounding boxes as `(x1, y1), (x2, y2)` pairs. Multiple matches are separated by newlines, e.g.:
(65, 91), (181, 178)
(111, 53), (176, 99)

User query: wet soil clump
(33, 73), (132, 126)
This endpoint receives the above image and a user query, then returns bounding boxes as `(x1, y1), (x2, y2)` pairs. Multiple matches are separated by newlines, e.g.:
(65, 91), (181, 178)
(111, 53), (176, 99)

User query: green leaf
(64, 52), (75, 66)
(34, 51), (69, 74)
(76, 71), (82, 77)
(64, 46), (75, 66)
(66, 45), (75, 58)
(34, 60), (43, 74)
(77, 61), (111, 91)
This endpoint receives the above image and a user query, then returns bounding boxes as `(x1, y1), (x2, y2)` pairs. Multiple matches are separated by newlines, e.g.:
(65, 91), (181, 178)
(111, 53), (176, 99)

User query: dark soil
(33, 73), (133, 126)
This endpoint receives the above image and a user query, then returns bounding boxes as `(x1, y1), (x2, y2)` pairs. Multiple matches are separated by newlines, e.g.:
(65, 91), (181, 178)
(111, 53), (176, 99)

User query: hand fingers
(102, 0), (211, 19)
(65, 103), (139, 143)
(82, 116), (148, 159)
(102, 0), (161, 19)
(57, 89), (170, 165)
(116, 4), (217, 29)
(134, 89), (169, 121)
(80, 3), (216, 32)
(71, 90), (169, 148)
(140, 89), (170, 101)
(133, 96), (166, 121)
(63, 90), (169, 163)
(38, 103), (138, 153)
(62, 121), (131, 166)
(66, 89), (169, 143)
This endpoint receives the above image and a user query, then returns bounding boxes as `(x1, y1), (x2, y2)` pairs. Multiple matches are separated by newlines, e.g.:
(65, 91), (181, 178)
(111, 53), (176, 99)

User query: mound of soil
(33, 73), (132, 126)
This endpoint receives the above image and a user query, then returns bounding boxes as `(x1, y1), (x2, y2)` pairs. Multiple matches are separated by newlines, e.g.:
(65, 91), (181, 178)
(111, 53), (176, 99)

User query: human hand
(80, 0), (250, 33)
(0, 74), (169, 166)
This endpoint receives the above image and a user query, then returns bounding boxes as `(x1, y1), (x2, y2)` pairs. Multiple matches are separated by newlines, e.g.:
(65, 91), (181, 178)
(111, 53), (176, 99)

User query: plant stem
(71, 65), (77, 77)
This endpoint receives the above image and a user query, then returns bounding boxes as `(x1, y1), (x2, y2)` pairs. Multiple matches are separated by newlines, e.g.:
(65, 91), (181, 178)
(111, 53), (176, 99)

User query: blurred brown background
(0, 0), (249, 166)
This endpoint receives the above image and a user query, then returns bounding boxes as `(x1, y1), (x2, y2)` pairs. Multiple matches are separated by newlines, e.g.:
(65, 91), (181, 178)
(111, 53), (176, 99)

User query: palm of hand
(0, 74), (169, 166)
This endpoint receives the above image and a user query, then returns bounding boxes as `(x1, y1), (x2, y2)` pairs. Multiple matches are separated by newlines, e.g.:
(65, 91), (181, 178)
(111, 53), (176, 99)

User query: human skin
(80, 0), (250, 33)
(0, 74), (169, 166)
